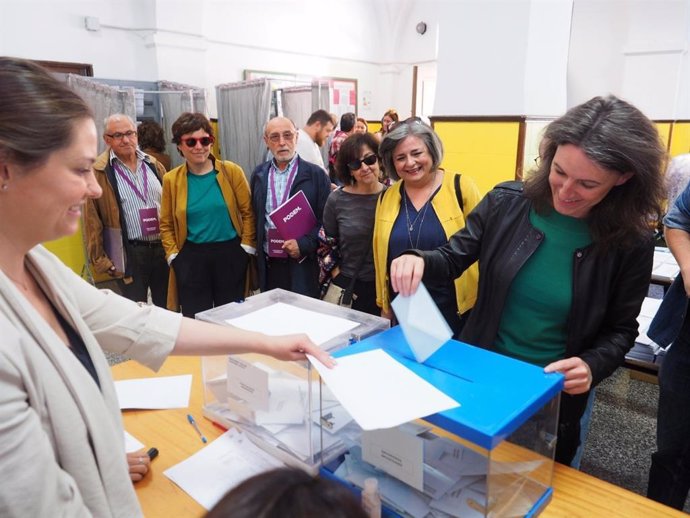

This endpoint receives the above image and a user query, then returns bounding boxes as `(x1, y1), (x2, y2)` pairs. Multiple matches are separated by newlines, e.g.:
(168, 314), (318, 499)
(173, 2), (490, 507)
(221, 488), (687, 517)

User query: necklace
(402, 177), (439, 248)
(403, 190), (433, 248)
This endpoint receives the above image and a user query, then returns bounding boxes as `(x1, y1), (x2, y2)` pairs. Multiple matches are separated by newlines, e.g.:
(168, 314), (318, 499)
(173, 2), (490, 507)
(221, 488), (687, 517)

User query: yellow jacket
(373, 171), (481, 315)
(160, 158), (256, 311)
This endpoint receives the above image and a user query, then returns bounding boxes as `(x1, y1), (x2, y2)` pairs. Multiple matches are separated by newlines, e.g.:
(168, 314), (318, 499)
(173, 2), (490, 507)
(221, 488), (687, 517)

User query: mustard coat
(160, 158), (256, 311)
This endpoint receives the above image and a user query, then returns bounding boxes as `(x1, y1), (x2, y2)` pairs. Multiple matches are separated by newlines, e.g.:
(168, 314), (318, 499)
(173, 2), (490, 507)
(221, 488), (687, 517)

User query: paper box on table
(320, 326), (563, 518)
(196, 288), (390, 473)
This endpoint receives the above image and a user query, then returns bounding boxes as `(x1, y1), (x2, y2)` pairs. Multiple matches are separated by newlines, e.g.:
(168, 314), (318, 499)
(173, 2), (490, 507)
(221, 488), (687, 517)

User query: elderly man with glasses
(84, 113), (169, 307)
(250, 116), (331, 297)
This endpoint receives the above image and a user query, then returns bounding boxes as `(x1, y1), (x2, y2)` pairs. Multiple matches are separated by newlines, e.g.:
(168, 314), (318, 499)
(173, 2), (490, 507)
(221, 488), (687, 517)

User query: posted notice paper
(308, 348), (459, 430)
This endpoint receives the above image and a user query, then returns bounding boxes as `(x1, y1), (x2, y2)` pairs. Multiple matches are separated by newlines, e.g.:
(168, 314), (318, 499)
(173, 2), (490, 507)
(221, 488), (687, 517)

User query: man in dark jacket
(250, 117), (331, 297)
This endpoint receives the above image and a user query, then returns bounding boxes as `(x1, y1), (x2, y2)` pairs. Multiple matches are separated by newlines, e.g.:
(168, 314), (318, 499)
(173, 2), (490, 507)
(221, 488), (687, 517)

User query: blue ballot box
(196, 289), (390, 472)
(320, 326), (564, 518)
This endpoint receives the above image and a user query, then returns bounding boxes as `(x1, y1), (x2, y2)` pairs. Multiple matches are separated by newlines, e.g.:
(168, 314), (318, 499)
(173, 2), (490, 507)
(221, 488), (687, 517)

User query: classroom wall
(0, 0), (418, 120)
(433, 0), (572, 117)
(568, 0), (690, 119)
(3, 0), (689, 121)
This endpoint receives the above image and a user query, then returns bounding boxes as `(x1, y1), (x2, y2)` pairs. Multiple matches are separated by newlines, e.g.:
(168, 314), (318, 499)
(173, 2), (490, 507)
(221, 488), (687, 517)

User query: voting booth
(321, 326), (563, 518)
(196, 289), (390, 472)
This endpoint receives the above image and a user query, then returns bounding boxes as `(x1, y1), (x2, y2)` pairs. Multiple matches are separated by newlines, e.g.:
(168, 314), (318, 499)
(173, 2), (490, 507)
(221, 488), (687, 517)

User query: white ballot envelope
(391, 282), (452, 363)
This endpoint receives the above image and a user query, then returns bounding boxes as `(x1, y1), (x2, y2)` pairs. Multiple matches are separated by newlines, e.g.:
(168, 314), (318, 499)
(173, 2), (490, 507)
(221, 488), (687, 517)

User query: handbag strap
(340, 249), (368, 305)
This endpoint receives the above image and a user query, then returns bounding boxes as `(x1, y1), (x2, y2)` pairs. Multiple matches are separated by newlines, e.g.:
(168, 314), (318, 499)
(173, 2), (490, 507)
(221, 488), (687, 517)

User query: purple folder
(268, 190), (317, 241)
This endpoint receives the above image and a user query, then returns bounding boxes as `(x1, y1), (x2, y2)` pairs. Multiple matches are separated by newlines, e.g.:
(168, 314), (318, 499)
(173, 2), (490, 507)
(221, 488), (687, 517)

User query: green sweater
(494, 208), (591, 366)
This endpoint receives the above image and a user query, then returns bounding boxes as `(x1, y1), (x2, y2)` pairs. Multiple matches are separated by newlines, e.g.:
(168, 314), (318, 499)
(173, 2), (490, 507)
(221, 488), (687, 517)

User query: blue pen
(187, 414), (208, 443)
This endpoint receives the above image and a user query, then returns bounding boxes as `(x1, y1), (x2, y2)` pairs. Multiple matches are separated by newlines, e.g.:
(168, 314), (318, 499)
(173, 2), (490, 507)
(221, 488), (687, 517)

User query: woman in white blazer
(0, 57), (333, 518)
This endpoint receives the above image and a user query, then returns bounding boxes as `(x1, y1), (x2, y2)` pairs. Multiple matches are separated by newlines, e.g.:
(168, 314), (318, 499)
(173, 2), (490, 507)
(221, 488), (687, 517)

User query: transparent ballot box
(196, 288), (390, 472)
(320, 326), (563, 518)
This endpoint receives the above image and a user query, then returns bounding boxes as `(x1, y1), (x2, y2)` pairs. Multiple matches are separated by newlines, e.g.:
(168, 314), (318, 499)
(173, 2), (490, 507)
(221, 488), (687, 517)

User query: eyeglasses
(388, 117), (424, 132)
(182, 136), (215, 148)
(348, 154), (378, 171)
(267, 131), (296, 143)
(105, 130), (137, 140)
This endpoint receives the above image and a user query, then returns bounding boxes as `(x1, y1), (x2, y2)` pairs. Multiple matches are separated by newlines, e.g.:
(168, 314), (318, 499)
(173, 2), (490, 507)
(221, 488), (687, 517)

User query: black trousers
(121, 241), (168, 308)
(647, 306), (690, 509)
(172, 238), (248, 318)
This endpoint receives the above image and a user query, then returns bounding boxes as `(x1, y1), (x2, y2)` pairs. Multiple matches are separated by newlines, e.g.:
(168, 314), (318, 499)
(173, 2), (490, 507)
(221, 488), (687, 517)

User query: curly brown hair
(524, 95), (666, 250)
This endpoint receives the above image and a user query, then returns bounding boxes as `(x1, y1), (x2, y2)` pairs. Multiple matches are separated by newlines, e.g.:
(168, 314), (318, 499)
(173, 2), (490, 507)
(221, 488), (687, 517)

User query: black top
(53, 306), (100, 388)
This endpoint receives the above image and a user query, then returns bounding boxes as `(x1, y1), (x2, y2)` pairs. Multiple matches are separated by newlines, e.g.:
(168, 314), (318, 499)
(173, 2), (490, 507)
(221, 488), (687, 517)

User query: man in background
(84, 114), (169, 307)
(328, 112), (356, 185)
(250, 117), (330, 297)
(295, 109), (334, 174)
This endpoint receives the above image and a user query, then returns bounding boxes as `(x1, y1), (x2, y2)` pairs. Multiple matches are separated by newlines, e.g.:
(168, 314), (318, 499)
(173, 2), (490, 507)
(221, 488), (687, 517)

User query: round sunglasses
(182, 136), (215, 148)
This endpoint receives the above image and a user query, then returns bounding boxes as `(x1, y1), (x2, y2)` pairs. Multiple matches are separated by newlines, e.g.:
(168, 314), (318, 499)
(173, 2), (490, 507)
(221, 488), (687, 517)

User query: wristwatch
(108, 265), (116, 274)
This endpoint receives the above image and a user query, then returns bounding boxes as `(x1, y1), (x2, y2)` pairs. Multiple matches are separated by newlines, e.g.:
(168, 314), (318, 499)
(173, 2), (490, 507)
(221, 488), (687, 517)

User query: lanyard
(269, 158), (299, 209)
(113, 161), (148, 204)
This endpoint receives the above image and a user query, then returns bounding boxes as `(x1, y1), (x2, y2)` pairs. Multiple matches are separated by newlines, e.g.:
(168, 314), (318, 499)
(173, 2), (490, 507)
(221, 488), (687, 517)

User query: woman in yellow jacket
(160, 113), (256, 316)
(373, 119), (481, 335)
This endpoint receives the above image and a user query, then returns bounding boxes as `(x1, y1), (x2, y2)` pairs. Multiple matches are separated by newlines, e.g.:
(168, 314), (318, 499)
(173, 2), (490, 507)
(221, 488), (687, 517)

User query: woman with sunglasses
(373, 119), (481, 335)
(160, 113), (256, 317)
(321, 133), (386, 315)
(389, 96), (665, 466)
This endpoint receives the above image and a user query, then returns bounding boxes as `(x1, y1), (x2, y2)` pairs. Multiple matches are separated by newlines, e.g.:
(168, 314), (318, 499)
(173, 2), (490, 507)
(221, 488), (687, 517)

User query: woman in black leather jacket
(390, 95), (665, 465)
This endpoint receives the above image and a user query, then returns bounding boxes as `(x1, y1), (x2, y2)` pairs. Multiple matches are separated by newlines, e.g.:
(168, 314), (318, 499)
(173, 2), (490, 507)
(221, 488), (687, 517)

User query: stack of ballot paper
(333, 423), (545, 518)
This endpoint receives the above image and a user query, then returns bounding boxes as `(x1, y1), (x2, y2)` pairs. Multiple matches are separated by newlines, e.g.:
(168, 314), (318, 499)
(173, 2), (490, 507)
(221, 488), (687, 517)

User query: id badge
(139, 207), (160, 237)
(267, 228), (288, 258)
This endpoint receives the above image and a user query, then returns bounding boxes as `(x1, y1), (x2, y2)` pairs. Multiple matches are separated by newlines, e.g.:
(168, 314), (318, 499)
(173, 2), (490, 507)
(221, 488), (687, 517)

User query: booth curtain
(216, 78), (272, 178)
(157, 81), (207, 169)
(281, 85), (312, 129)
(67, 75), (136, 155)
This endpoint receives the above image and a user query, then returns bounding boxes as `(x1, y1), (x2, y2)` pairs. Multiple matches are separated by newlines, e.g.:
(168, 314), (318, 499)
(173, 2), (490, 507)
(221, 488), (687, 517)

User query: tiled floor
(580, 367), (690, 513)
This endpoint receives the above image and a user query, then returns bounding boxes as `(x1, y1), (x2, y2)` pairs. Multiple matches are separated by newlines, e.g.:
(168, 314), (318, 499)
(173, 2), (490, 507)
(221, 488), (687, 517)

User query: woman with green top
(160, 113), (256, 317)
(389, 96), (665, 465)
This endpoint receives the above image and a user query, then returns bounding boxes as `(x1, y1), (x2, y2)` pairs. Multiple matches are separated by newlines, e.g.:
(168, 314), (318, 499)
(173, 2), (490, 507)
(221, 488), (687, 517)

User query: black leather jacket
(420, 182), (653, 387)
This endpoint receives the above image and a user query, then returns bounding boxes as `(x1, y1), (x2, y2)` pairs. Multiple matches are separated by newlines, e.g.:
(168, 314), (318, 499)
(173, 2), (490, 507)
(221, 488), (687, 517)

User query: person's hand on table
(390, 254), (425, 296)
(126, 450), (151, 483)
(544, 357), (592, 395)
(263, 334), (336, 368)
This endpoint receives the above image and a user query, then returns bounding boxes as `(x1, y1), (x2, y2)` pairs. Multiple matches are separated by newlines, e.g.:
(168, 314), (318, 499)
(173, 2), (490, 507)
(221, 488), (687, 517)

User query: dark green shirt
(186, 170), (237, 243)
(494, 208), (592, 366)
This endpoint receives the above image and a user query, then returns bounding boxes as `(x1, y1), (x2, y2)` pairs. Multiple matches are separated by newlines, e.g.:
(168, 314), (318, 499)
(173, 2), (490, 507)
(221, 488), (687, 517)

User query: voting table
(115, 357), (685, 518)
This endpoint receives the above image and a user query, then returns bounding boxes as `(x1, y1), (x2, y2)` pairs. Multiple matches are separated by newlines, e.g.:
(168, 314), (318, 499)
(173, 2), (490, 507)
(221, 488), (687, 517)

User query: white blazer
(0, 246), (181, 517)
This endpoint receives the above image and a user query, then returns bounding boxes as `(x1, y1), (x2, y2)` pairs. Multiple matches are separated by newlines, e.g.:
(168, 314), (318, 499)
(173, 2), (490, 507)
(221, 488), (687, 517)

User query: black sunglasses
(182, 136), (214, 148)
(347, 154), (378, 171)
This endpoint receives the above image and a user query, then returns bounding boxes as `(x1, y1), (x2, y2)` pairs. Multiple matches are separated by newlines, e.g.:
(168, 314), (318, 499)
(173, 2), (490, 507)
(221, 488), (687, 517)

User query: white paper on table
(123, 430), (145, 453)
(224, 302), (359, 346)
(163, 428), (284, 510)
(115, 374), (192, 410)
(308, 349), (460, 430)
(391, 282), (452, 363)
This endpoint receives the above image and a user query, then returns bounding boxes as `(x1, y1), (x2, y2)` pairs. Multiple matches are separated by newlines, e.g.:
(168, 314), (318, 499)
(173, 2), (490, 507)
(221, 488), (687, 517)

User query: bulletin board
(244, 70), (357, 116)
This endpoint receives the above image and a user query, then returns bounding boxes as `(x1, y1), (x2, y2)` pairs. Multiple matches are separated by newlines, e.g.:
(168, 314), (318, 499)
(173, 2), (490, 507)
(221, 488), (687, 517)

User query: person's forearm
(171, 317), (272, 356)
(666, 227), (690, 276)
